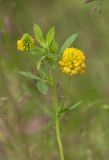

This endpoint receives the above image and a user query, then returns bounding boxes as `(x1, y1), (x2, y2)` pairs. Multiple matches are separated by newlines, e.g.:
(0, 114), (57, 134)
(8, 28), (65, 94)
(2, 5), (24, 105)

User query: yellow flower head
(17, 33), (34, 52)
(59, 47), (86, 75)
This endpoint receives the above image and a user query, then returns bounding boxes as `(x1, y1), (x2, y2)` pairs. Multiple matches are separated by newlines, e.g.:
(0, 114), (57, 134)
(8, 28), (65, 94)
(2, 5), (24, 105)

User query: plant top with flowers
(17, 24), (86, 160)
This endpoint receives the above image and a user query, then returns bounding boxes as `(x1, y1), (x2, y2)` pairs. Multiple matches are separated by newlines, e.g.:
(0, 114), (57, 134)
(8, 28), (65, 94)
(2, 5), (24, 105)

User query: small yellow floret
(59, 47), (86, 75)
(17, 33), (34, 52)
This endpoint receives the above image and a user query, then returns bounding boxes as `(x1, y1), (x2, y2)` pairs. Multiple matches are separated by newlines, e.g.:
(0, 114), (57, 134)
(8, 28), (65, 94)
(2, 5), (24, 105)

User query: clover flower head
(17, 33), (34, 52)
(59, 47), (86, 76)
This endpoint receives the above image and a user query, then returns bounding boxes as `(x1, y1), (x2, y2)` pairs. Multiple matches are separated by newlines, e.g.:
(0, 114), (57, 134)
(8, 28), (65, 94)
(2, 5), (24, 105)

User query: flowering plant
(17, 24), (86, 160)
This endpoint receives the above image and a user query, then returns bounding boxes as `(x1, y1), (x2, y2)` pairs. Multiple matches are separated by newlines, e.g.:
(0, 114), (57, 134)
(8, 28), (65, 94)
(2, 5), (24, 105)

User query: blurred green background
(0, 0), (109, 159)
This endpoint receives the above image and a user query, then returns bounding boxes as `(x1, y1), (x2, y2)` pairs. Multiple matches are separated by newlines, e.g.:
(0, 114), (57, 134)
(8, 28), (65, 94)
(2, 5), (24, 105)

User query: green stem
(55, 114), (65, 160)
(52, 74), (65, 160)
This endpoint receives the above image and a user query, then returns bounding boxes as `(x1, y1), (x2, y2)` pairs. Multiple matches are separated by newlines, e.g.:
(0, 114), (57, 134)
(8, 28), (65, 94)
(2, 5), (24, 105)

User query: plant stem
(55, 114), (65, 160)
(52, 74), (65, 160)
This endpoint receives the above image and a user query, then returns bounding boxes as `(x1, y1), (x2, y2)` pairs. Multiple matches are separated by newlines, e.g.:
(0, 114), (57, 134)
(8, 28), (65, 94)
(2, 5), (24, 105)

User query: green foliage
(33, 25), (79, 71)
(29, 47), (44, 55)
(19, 25), (79, 99)
(37, 56), (46, 70)
(1, 0), (109, 159)
(59, 101), (83, 117)
(68, 101), (83, 111)
(34, 24), (46, 47)
(18, 71), (41, 80)
(39, 64), (53, 85)
(46, 27), (55, 46)
(33, 25), (59, 65)
(59, 33), (78, 55)
(36, 80), (48, 94)
(50, 40), (59, 53)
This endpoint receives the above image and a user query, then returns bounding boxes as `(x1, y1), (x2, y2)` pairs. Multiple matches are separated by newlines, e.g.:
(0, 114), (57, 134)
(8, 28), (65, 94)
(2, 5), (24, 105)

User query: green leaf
(38, 64), (53, 85)
(50, 40), (59, 53)
(59, 33), (78, 55)
(46, 27), (55, 46)
(29, 47), (44, 55)
(36, 81), (48, 94)
(34, 24), (46, 47)
(37, 56), (45, 70)
(59, 101), (83, 115)
(18, 71), (41, 80)
(39, 63), (48, 78)
(69, 101), (83, 110)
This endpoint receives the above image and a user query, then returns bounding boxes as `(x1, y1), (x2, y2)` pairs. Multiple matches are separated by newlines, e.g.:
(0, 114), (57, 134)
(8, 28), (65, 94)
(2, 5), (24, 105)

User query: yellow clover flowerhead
(59, 47), (86, 75)
(17, 33), (34, 52)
